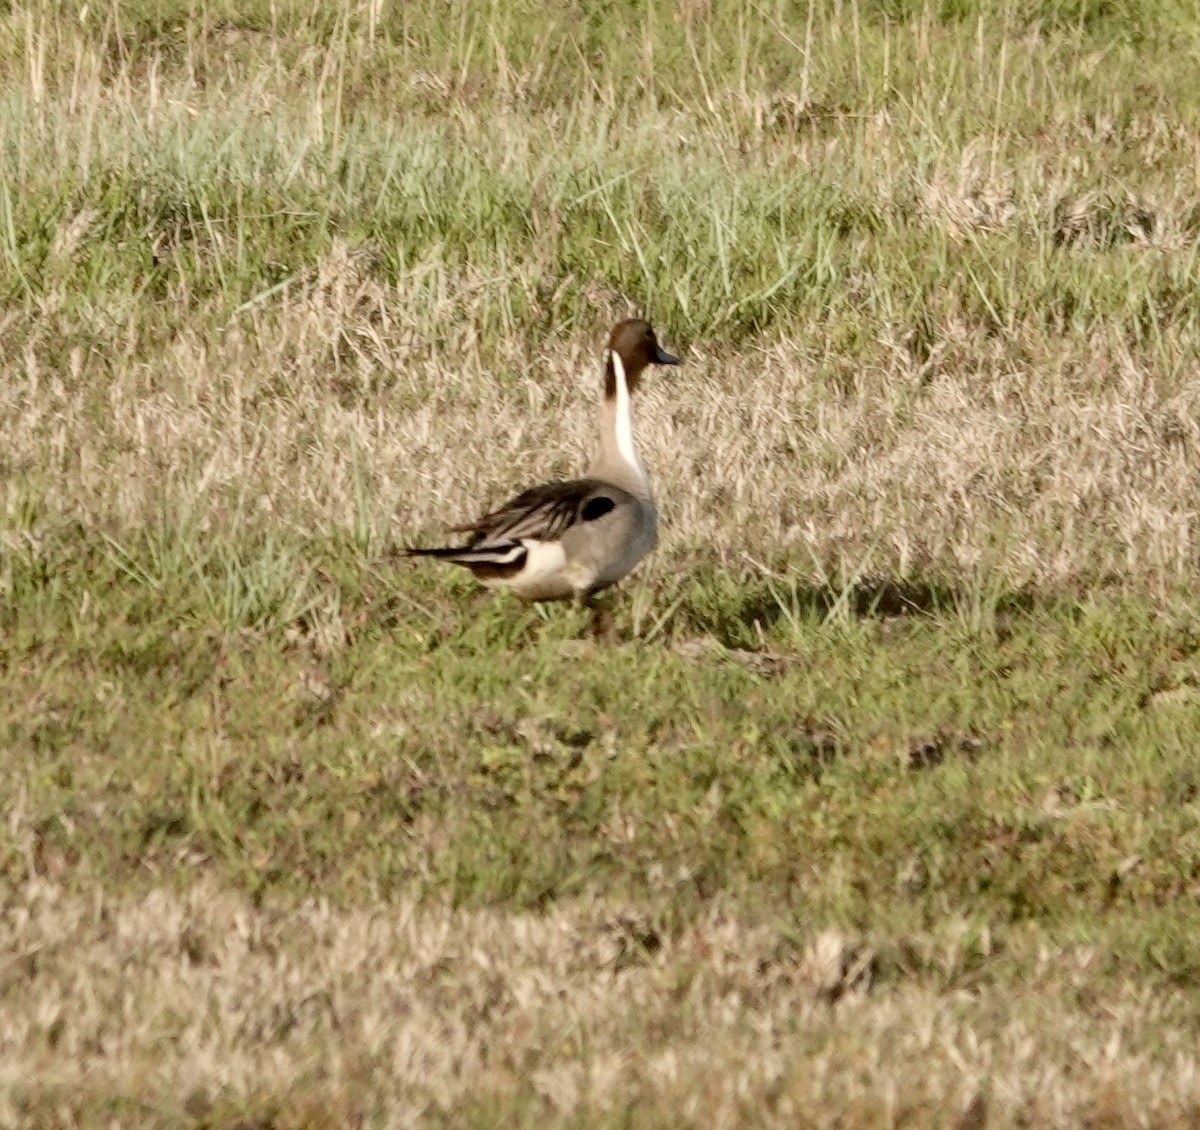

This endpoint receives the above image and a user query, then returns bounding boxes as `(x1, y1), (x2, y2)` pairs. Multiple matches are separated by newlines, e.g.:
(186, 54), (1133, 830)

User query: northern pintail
(404, 319), (680, 602)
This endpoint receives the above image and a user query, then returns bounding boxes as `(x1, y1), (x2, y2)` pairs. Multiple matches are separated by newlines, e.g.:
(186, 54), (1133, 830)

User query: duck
(403, 319), (680, 602)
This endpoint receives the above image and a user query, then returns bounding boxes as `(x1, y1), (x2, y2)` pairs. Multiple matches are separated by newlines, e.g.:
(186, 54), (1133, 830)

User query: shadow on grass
(674, 570), (1081, 649)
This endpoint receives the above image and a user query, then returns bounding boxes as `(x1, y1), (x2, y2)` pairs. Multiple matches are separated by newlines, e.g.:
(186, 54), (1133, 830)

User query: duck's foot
(583, 597), (616, 641)
(590, 597), (619, 642)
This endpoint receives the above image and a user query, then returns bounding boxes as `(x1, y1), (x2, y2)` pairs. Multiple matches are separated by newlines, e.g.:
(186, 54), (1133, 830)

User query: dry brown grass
(8, 237), (1200, 593)
(4, 878), (1200, 1129)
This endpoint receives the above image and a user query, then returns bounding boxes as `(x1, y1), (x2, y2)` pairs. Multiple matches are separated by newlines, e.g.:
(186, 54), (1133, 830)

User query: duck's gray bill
(654, 348), (681, 365)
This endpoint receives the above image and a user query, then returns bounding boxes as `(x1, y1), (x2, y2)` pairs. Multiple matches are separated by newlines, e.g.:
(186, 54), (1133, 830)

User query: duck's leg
(576, 590), (616, 640)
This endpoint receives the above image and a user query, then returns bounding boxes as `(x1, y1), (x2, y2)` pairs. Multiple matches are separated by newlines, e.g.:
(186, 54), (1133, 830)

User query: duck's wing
(403, 478), (625, 567)
(453, 478), (624, 546)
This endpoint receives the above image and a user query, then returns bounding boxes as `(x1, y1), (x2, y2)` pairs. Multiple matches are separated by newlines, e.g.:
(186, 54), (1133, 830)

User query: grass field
(5, 0), (1200, 1126)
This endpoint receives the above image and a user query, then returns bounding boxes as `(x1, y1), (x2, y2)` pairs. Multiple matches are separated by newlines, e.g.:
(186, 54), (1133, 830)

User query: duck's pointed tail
(400, 542), (528, 575)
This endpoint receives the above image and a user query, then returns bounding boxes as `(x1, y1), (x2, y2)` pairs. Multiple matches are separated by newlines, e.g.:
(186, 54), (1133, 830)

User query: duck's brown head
(604, 319), (680, 398)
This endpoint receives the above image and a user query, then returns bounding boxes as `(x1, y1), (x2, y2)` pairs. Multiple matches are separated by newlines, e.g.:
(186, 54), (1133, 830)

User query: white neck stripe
(610, 350), (641, 474)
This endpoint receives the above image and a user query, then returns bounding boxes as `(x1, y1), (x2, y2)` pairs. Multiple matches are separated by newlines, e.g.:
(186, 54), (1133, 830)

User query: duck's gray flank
(403, 319), (680, 602)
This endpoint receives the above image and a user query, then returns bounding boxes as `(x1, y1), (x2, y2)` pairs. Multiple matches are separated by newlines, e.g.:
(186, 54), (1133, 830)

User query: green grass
(7, 532), (1200, 946)
(6, 0), (1200, 1125)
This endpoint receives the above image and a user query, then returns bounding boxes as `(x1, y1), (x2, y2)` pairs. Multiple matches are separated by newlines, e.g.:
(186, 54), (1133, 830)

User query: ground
(4, 1), (1200, 1126)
